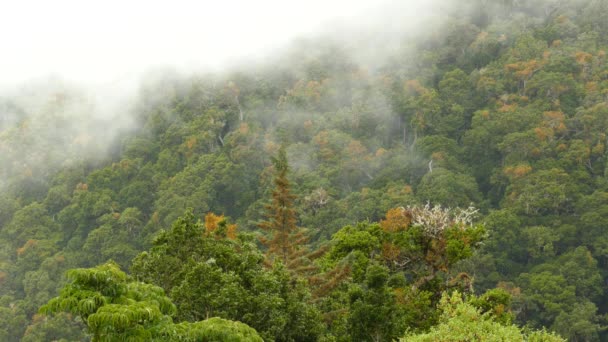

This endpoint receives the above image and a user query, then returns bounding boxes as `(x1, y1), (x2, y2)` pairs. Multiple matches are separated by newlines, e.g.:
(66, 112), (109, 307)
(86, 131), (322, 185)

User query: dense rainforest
(2, 0), (608, 340)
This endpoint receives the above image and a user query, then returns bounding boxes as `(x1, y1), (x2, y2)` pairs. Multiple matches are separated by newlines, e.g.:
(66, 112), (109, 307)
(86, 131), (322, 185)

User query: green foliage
(131, 210), (322, 341)
(347, 264), (403, 342)
(402, 291), (564, 342)
(0, 296), (28, 342)
(319, 205), (487, 340)
(7, 0), (608, 339)
(38, 262), (172, 341)
(156, 318), (263, 342)
(38, 261), (263, 341)
(21, 312), (85, 342)
(468, 288), (514, 325)
(417, 169), (482, 207)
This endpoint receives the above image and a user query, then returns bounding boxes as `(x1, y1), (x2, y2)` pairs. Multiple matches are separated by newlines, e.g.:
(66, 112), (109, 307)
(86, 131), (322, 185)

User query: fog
(0, 0), (448, 193)
(0, 0), (436, 87)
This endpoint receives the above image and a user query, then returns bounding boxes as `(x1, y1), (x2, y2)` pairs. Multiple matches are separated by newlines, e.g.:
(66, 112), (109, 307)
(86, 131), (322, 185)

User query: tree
(382, 204), (486, 290)
(347, 264), (403, 342)
(504, 168), (574, 215)
(416, 169), (482, 208)
(551, 301), (602, 342)
(39, 262), (175, 341)
(82, 208), (144, 268)
(319, 205), (487, 340)
(0, 296), (28, 342)
(21, 313), (85, 342)
(402, 291), (565, 341)
(326, 204), (486, 290)
(39, 261), (263, 341)
(259, 145), (316, 275)
(131, 210), (322, 341)
(517, 271), (577, 327)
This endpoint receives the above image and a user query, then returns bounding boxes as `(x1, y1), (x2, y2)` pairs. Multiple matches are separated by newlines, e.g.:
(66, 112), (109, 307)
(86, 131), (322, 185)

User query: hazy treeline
(1, 0), (608, 340)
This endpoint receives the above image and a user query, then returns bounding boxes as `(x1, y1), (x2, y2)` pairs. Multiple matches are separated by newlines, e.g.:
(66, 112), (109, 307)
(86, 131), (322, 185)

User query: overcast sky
(0, 0), (434, 87)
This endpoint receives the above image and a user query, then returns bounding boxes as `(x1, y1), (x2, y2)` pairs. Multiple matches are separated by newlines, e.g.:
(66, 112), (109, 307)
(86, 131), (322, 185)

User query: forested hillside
(2, 0), (608, 340)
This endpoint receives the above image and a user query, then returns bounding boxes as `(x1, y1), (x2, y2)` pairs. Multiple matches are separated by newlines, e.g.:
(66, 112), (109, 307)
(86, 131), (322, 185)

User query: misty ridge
(0, 78), (135, 194)
(1, 1), (422, 195)
(0, 0), (539, 194)
(3, 0), (608, 340)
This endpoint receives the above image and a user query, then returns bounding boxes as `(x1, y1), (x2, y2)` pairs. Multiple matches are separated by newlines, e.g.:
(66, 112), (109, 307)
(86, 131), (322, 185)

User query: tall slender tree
(258, 145), (316, 274)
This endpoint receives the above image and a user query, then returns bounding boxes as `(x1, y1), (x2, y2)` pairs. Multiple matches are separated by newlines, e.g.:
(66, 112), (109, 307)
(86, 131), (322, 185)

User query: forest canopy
(2, 0), (608, 340)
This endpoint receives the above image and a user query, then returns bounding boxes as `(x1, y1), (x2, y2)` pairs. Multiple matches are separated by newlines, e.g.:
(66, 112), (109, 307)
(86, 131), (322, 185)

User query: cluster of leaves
(314, 204), (486, 341)
(402, 291), (564, 341)
(130, 210), (322, 341)
(39, 261), (263, 341)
